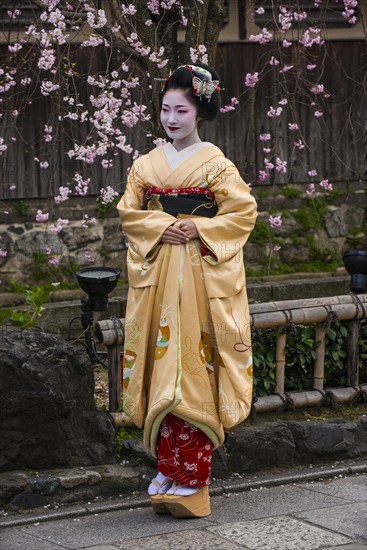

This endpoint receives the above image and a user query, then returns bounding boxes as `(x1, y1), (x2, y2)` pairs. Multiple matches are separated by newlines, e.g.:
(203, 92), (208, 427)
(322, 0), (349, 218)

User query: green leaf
(0, 309), (12, 325)
(9, 310), (35, 327)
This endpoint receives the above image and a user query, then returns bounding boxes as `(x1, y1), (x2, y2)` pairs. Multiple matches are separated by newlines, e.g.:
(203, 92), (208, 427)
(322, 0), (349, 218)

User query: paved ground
(0, 472), (366, 550)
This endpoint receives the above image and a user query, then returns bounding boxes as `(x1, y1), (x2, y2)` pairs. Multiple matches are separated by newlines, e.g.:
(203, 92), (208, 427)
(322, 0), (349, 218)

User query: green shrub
(252, 319), (365, 397)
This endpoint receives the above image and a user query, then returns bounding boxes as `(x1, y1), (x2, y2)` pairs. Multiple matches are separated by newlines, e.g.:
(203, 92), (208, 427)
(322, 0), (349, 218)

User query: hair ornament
(178, 64), (220, 101)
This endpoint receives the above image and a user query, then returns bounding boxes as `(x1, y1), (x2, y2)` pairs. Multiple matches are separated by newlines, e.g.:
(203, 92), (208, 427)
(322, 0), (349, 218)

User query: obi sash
(143, 187), (218, 218)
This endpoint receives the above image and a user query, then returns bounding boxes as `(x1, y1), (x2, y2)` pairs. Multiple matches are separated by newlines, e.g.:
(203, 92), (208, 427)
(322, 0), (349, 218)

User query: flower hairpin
(192, 76), (219, 101)
(178, 64), (220, 101)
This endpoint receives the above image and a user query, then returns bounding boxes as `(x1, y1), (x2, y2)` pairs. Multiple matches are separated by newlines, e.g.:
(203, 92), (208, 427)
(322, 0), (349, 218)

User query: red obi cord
(146, 186), (215, 200)
(157, 414), (213, 487)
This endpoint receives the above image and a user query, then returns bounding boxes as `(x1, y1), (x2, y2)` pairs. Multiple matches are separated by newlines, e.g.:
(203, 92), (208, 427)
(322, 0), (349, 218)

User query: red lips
(168, 126), (179, 131)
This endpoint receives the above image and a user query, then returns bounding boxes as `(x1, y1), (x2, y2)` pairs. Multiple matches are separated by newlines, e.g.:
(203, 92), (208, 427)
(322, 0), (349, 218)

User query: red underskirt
(157, 413), (213, 487)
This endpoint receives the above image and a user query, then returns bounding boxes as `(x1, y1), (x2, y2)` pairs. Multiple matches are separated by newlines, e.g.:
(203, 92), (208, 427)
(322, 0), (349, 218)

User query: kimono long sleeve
(117, 161), (176, 259)
(194, 161), (257, 265)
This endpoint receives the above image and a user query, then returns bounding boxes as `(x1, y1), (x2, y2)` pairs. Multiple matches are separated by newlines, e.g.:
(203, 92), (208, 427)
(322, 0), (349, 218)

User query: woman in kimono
(117, 63), (257, 518)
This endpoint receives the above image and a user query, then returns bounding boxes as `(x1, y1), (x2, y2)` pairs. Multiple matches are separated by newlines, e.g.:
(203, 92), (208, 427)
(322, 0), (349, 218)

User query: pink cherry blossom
(279, 7), (293, 31)
(100, 186), (118, 204)
(0, 138), (7, 155)
(259, 133), (272, 141)
(294, 11), (307, 21)
(258, 170), (269, 181)
(280, 64), (293, 73)
(267, 106), (283, 118)
(245, 72), (259, 88)
(269, 215), (283, 228)
(82, 214), (97, 228)
(54, 186), (71, 203)
(48, 257), (59, 265)
(275, 158), (287, 173)
(43, 125), (53, 142)
(220, 97), (239, 113)
(40, 81), (59, 96)
(294, 140), (305, 150)
(38, 49), (55, 70)
(269, 56), (280, 66)
(74, 174), (90, 196)
(306, 183), (315, 196)
(320, 179), (333, 193)
(147, 0), (160, 14)
(311, 84), (325, 94)
(36, 210), (49, 222)
(249, 28), (273, 45)
(300, 28), (324, 47)
(7, 9), (21, 18)
(8, 44), (22, 53)
(49, 218), (69, 234)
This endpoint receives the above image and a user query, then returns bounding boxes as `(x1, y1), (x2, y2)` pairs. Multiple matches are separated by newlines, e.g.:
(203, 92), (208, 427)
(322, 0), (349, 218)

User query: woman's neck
(172, 129), (201, 152)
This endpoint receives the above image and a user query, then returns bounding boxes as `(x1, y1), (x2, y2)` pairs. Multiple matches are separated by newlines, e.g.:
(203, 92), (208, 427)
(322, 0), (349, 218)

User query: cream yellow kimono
(117, 143), (257, 456)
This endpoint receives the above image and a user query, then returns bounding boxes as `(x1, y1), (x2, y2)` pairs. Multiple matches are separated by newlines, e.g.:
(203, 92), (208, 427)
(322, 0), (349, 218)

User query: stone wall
(0, 181), (366, 288)
(0, 196), (128, 288)
(244, 181), (366, 275)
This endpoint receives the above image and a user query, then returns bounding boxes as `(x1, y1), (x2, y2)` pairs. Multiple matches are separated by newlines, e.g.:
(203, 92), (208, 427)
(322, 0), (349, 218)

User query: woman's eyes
(162, 109), (188, 114)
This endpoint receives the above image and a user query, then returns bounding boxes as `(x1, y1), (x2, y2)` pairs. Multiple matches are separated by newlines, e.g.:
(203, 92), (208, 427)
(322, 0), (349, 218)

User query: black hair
(162, 62), (221, 122)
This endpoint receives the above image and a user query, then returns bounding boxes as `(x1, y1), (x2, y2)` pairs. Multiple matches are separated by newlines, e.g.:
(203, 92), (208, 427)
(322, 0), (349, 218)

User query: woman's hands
(161, 219), (199, 244)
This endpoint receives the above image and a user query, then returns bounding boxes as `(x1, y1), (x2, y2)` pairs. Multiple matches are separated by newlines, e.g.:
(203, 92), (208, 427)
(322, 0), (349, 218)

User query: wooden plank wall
(0, 41), (366, 199)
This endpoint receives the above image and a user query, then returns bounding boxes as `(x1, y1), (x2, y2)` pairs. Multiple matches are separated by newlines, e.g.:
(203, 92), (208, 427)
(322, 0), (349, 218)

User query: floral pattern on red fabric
(157, 413), (213, 487)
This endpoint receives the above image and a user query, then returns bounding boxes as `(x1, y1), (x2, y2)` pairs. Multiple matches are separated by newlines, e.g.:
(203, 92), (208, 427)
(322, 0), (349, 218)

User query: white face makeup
(160, 89), (201, 151)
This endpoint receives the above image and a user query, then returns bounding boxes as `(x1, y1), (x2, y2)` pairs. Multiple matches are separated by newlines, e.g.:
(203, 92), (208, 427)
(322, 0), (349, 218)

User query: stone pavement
(0, 467), (366, 550)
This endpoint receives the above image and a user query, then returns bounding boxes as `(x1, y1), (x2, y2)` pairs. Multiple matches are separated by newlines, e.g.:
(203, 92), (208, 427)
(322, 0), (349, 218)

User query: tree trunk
(183, 0), (225, 65)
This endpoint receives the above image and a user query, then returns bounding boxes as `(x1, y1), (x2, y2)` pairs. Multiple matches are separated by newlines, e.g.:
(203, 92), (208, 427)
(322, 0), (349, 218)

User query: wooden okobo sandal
(150, 493), (170, 514)
(149, 476), (172, 515)
(162, 485), (211, 518)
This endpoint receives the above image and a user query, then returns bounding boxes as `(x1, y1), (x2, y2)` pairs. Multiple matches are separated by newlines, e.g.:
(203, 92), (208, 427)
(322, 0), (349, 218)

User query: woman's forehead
(162, 89), (193, 107)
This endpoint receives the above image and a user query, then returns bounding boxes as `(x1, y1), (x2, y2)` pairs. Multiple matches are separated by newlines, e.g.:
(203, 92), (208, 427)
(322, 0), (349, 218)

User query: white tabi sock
(166, 482), (199, 496)
(148, 471), (172, 495)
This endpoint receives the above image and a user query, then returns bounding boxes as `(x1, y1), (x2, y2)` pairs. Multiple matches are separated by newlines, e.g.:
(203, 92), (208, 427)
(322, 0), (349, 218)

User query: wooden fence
(1, 40), (366, 199)
(94, 293), (367, 426)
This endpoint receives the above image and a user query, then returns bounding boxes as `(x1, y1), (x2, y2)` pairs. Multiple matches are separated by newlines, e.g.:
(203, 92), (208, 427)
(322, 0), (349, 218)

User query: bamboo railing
(94, 294), (367, 426)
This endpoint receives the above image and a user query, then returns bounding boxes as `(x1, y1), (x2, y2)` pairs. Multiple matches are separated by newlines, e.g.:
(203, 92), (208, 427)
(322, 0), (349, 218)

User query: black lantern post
(71, 267), (120, 363)
(343, 250), (367, 294)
